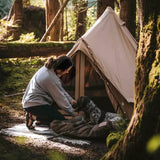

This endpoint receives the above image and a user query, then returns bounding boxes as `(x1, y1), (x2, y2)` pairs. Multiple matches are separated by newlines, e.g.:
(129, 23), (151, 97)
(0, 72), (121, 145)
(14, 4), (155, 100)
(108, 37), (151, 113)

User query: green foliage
(148, 52), (160, 88)
(0, 20), (9, 40)
(30, 0), (45, 8)
(106, 131), (123, 149)
(0, 57), (46, 96)
(63, 0), (97, 41)
(86, 5), (97, 30)
(0, 19), (18, 41)
(18, 32), (39, 42)
(0, 20), (7, 35)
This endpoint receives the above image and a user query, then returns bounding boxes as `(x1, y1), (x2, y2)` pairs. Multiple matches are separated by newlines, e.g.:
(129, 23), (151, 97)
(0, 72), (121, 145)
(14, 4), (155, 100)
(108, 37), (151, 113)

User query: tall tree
(46, 0), (60, 41)
(7, 0), (23, 40)
(75, 0), (88, 40)
(136, 0), (141, 41)
(119, 0), (136, 37)
(97, 0), (114, 18)
(59, 0), (64, 41)
(102, 0), (160, 159)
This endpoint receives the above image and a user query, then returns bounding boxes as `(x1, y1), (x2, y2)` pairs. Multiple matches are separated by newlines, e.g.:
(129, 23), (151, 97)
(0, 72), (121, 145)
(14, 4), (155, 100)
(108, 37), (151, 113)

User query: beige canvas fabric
(67, 7), (137, 103)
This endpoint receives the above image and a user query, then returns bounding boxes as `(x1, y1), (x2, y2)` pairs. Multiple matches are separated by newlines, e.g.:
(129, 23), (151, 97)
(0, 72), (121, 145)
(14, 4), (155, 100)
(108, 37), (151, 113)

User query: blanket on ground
(50, 113), (124, 139)
(0, 123), (91, 146)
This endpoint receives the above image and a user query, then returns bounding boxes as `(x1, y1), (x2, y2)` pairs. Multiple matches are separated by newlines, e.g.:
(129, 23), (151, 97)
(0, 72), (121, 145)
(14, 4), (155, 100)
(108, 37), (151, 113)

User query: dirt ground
(0, 57), (108, 159)
(0, 95), (108, 160)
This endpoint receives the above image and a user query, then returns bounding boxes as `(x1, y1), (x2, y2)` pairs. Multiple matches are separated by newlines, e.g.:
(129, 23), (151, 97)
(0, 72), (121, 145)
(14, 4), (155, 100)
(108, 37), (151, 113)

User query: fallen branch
(40, 0), (70, 42)
(3, 92), (25, 98)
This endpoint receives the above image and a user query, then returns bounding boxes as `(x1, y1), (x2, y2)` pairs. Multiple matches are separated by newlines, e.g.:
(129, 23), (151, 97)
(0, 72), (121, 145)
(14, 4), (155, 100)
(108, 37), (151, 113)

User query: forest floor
(0, 57), (107, 160)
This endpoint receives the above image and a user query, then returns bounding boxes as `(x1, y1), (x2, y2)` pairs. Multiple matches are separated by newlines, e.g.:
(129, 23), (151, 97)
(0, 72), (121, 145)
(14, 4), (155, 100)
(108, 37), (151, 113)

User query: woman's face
(56, 66), (72, 78)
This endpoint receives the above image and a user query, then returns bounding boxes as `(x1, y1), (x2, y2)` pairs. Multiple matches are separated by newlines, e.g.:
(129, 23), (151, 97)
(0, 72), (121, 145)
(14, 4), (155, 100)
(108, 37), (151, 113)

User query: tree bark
(41, 0), (69, 42)
(75, 0), (88, 40)
(7, 0), (23, 40)
(102, 0), (160, 159)
(119, 0), (136, 37)
(136, 0), (141, 41)
(46, 0), (60, 41)
(59, 0), (64, 41)
(64, 7), (68, 40)
(97, 0), (114, 18)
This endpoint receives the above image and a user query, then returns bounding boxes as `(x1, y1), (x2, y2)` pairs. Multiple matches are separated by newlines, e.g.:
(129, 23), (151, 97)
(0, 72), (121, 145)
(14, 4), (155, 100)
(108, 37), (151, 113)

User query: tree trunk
(75, 0), (88, 40)
(7, 0), (23, 40)
(64, 8), (68, 40)
(136, 0), (141, 41)
(41, 0), (69, 42)
(102, 0), (160, 159)
(59, 0), (64, 41)
(97, 0), (114, 18)
(119, 0), (136, 37)
(46, 0), (60, 41)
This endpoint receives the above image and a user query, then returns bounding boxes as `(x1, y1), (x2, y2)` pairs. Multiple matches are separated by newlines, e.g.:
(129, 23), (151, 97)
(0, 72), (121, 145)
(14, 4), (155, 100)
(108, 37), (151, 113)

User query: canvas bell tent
(66, 7), (137, 119)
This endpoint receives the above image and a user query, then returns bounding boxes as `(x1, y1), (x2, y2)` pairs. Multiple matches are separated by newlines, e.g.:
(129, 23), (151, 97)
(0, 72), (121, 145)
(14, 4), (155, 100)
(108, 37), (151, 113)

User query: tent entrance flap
(73, 52), (115, 112)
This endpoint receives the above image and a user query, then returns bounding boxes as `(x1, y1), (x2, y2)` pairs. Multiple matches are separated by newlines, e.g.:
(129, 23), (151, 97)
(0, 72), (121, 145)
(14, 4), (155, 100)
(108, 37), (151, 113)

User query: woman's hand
(71, 99), (77, 105)
(73, 112), (79, 117)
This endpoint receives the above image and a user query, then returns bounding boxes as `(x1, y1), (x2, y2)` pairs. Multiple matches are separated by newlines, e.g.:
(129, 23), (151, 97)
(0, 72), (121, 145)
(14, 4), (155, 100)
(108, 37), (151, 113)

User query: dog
(76, 96), (123, 126)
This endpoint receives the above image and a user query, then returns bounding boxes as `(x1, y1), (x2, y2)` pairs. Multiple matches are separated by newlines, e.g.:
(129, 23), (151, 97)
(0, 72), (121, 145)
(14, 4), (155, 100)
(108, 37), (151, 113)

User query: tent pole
(75, 53), (80, 100)
(75, 52), (85, 100)
(79, 53), (85, 97)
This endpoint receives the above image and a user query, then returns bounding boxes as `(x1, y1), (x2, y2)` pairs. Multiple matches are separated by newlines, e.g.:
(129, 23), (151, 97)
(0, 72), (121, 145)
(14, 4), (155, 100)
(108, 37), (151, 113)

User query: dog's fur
(76, 96), (122, 125)
(76, 96), (102, 124)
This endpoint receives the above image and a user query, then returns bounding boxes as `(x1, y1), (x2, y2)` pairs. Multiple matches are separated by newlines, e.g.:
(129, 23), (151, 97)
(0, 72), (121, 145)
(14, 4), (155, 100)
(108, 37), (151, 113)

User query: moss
(0, 57), (46, 95)
(15, 137), (28, 145)
(149, 60), (160, 88)
(46, 151), (67, 160)
(0, 41), (75, 58)
(106, 118), (128, 150)
(142, 20), (154, 33)
(0, 41), (75, 47)
(106, 132), (124, 149)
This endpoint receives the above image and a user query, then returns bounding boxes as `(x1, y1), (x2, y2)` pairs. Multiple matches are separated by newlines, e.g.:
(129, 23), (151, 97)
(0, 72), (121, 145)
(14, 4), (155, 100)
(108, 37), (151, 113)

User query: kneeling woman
(22, 56), (76, 129)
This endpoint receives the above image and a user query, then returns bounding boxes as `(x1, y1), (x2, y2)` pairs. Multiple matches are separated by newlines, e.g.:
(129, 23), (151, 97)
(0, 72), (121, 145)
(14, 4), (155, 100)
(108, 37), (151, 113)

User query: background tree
(136, 0), (141, 41)
(7, 0), (23, 40)
(59, 0), (64, 41)
(75, 0), (88, 40)
(46, 0), (60, 41)
(102, 0), (160, 159)
(97, 0), (114, 18)
(119, 0), (136, 37)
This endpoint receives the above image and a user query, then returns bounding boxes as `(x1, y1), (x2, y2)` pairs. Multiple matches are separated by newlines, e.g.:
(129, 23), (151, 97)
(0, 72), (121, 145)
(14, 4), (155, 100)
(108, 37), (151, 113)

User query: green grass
(0, 57), (46, 96)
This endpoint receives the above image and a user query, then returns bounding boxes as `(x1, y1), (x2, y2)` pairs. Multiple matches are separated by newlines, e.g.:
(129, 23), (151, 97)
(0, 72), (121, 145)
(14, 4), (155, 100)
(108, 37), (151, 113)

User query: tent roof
(67, 7), (137, 103)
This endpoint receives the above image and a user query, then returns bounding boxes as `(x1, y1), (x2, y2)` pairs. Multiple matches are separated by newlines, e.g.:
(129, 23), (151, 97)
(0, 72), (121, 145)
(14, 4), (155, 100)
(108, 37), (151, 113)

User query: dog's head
(76, 96), (97, 113)
(76, 96), (102, 124)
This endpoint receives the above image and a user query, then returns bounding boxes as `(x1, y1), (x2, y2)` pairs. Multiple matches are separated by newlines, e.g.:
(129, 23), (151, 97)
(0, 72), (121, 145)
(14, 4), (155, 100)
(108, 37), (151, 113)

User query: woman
(22, 56), (77, 129)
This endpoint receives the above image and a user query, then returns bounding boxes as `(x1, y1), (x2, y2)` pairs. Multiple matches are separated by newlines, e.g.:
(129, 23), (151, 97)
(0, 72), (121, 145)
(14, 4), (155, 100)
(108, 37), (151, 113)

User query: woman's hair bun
(45, 57), (55, 69)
